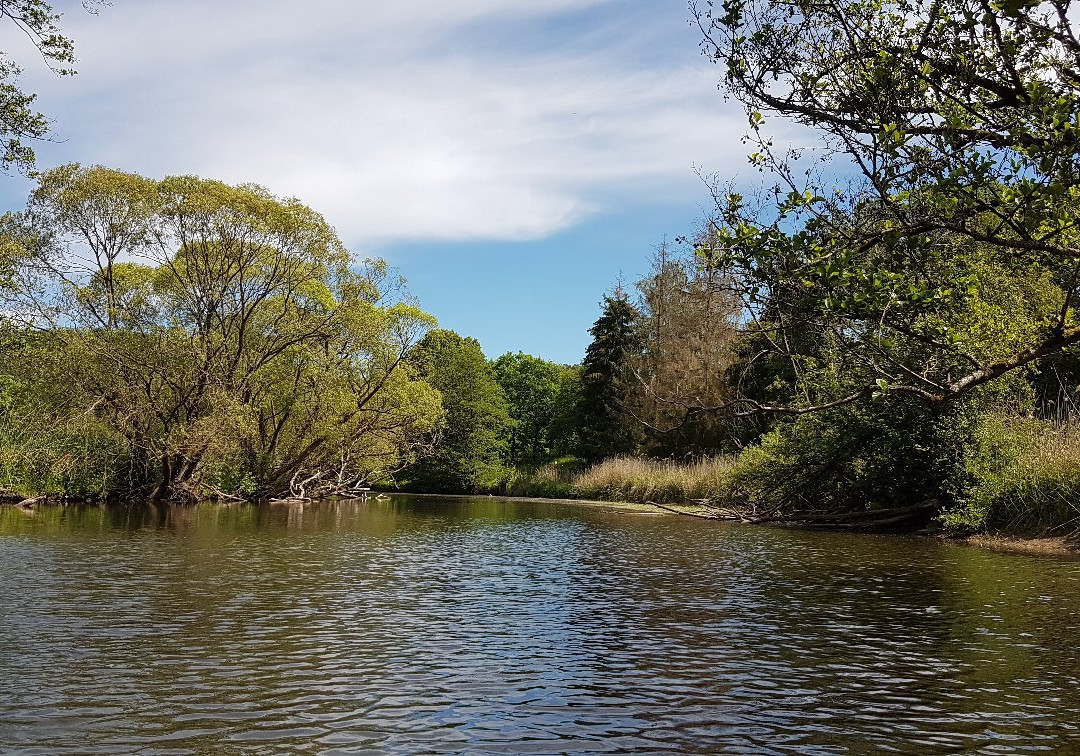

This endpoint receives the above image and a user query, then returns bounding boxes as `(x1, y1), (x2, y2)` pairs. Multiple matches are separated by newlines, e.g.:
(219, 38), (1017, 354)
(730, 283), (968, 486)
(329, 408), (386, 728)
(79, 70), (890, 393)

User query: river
(1, 496), (1078, 753)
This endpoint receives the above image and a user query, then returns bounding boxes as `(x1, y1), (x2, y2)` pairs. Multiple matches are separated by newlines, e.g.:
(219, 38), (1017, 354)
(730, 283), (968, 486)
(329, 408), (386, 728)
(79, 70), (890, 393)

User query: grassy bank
(478, 456), (738, 506)
(946, 419), (1080, 535)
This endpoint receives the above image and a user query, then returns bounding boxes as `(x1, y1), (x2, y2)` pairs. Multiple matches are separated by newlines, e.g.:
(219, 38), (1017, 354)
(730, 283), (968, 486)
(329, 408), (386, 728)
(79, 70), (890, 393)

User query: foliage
(945, 416), (1080, 534)
(0, 327), (125, 495)
(0, 1), (105, 172)
(493, 352), (579, 464)
(495, 461), (578, 499)
(729, 397), (976, 519)
(695, 0), (1080, 413)
(403, 330), (510, 493)
(630, 241), (742, 454)
(548, 365), (584, 457)
(0, 164), (440, 501)
(576, 290), (643, 461)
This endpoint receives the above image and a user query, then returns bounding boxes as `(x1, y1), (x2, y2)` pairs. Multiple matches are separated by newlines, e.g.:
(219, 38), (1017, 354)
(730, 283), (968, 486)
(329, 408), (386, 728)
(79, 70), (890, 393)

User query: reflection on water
(1, 497), (1079, 753)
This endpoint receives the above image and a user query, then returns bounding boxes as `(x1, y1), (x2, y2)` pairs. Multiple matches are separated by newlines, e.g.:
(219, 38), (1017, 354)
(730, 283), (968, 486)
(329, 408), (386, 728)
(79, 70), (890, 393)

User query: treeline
(472, 233), (1080, 536)
(0, 165), (720, 505)
(466, 0), (1080, 538)
(388, 242), (744, 495)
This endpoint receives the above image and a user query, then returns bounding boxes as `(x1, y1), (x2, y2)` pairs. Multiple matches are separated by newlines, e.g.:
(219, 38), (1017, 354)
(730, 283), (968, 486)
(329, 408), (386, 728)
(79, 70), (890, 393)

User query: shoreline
(6, 490), (1078, 557)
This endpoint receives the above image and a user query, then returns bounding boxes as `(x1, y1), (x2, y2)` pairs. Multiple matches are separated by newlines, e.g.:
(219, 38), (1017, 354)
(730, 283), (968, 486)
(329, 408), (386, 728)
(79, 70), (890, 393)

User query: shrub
(728, 397), (974, 515)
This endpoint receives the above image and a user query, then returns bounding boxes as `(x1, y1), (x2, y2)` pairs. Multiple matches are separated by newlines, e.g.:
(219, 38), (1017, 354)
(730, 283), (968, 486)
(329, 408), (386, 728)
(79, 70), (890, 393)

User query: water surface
(1, 496), (1079, 753)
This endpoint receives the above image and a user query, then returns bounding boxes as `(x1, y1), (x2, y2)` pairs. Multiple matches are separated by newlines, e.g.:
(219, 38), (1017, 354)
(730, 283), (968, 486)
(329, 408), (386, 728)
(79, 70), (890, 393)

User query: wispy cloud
(13, 0), (747, 246)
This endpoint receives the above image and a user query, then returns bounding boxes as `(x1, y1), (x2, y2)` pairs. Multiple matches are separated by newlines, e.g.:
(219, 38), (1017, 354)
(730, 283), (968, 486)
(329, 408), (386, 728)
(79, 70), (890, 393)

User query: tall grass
(485, 455), (739, 505)
(571, 455), (737, 504)
(949, 416), (1080, 534)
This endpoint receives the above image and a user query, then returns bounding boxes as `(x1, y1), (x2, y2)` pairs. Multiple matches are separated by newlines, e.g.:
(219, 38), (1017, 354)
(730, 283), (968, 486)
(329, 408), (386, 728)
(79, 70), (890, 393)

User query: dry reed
(571, 455), (737, 504)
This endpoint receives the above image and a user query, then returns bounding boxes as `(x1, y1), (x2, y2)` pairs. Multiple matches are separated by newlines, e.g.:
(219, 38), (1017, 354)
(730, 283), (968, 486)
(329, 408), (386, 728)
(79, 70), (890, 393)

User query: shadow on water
(1, 495), (1079, 753)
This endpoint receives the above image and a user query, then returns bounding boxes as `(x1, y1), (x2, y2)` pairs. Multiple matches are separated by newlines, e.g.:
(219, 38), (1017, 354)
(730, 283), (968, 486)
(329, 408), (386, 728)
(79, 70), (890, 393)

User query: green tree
(695, 0), (1080, 412)
(405, 330), (510, 492)
(1, 1), (105, 172)
(0, 327), (124, 496)
(576, 290), (642, 462)
(493, 352), (576, 464)
(2, 164), (441, 501)
(547, 364), (584, 458)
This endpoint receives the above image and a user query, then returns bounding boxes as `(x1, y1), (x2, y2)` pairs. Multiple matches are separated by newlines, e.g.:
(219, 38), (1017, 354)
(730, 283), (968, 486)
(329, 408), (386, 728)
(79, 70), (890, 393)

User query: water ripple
(1, 497), (1079, 753)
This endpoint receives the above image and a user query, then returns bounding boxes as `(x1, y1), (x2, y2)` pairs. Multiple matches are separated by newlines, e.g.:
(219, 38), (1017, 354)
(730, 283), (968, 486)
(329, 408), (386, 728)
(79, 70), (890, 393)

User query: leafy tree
(694, 0), (1080, 413)
(492, 352), (574, 464)
(548, 364), (584, 458)
(404, 330), (510, 492)
(1, 1), (105, 172)
(576, 290), (642, 462)
(1, 164), (441, 501)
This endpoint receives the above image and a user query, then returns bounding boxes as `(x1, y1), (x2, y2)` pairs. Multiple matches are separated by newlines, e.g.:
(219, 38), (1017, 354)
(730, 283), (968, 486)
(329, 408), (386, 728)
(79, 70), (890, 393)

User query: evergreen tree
(576, 290), (642, 462)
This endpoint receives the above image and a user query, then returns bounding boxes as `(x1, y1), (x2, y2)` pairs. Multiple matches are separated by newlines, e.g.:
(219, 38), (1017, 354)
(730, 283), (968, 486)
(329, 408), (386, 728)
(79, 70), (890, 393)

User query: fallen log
(644, 501), (728, 520)
(17, 495), (45, 510)
(748, 501), (939, 525)
(644, 498), (939, 531)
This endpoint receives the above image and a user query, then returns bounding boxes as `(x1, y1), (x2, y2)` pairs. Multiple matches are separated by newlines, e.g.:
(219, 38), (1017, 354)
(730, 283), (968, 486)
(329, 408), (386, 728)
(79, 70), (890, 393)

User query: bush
(0, 405), (125, 496)
(503, 463), (578, 498)
(728, 397), (974, 515)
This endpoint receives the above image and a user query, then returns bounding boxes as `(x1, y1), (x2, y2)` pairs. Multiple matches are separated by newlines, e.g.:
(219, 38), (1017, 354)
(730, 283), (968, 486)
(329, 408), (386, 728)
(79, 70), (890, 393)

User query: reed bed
(570, 455), (738, 505)
(973, 423), (1080, 534)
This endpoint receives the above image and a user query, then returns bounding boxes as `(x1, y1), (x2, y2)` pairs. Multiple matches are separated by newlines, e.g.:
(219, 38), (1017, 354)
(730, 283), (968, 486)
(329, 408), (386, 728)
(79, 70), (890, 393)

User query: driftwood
(644, 501), (723, 520)
(645, 499), (939, 531)
(747, 501), (938, 526)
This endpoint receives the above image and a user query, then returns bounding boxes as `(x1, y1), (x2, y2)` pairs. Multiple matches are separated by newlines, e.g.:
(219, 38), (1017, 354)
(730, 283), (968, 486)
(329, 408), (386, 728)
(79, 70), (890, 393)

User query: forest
(3, 0), (1080, 537)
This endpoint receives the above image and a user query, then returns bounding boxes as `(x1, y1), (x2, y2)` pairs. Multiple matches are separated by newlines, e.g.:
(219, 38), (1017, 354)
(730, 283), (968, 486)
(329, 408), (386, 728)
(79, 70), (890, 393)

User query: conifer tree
(576, 290), (642, 462)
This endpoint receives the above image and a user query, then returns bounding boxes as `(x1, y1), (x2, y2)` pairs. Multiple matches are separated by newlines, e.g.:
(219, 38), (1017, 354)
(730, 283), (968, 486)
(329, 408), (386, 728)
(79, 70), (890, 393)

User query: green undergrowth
(943, 416), (1080, 535)
(454, 411), (1080, 537)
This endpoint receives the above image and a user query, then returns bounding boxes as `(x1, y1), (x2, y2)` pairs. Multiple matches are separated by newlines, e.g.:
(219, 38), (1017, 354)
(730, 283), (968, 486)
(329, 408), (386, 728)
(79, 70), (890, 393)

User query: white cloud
(14, 0), (749, 246)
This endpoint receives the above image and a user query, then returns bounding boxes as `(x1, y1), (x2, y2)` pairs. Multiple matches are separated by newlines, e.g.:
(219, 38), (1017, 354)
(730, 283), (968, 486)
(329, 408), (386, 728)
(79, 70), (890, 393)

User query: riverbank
(6, 490), (1079, 557)
(954, 533), (1080, 557)
(398, 447), (1080, 542)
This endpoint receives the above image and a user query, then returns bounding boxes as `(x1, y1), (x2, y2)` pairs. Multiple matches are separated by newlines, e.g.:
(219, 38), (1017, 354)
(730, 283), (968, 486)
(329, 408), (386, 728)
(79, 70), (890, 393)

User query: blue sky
(0, 0), (750, 364)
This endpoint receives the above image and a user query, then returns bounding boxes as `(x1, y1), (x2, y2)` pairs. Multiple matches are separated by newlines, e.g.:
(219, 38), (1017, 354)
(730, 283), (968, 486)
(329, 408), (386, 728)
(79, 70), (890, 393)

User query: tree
(404, 330), (510, 492)
(548, 364), (583, 458)
(693, 0), (1080, 415)
(1, 164), (441, 501)
(1, 1), (105, 172)
(631, 240), (741, 454)
(576, 290), (642, 461)
(493, 352), (576, 464)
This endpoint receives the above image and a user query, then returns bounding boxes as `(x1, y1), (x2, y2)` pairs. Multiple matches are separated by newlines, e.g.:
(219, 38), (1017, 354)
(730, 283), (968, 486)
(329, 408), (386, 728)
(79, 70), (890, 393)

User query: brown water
(1, 496), (1079, 754)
